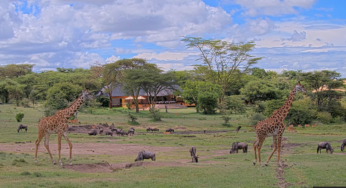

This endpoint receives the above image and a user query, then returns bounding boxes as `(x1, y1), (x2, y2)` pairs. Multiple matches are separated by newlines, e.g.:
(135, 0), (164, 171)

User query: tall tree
(182, 37), (261, 101)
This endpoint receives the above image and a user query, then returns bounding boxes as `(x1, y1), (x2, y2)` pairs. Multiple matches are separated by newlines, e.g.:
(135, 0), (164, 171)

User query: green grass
(0, 103), (346, 187)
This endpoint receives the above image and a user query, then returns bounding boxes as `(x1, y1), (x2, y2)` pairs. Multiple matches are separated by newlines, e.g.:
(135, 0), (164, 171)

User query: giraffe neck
(275, 87), (296, 121)
(60, 95), (84, 119)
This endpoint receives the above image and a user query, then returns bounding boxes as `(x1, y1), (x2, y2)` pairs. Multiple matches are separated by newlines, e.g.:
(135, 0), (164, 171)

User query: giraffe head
(295, 82), (307, 93)
(82, 90), (93, 101)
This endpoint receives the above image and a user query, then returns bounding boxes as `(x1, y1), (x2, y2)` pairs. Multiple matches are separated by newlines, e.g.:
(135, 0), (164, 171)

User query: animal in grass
(146, 127), (152, 132)
(121, 130), (128, 136)
(17, 124), (28, 133)
(166, 128), (174, 133)
(230, 142), (248, 154)
(113, 129), (122, 136)
(105, 130), (113, 136)
(341, 139), (346, 151)
(135, 151), (156, 161)
(235, 126), (241, 134)
(110, 124), (115, 130)
(253, 82), (306, 167)
(317, 142), (334, 154)
(88, 129), (97, 136)
(35, 90), (93, 166)
(128, 128), (135, 136)
(151, 128), (159, 132)
(99, 127), (103, 135)
(189, 146), (199, 163)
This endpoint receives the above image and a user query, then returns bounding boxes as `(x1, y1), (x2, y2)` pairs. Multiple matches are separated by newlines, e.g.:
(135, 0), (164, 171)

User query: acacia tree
(117, 58), (157, 113)
(182, 37), (262, 101)
(91, 62), (121, 108)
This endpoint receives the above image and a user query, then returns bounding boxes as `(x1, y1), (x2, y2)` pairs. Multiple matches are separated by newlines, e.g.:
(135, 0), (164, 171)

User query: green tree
(240, 80), (279, 103)
(182, 37), (261, 101)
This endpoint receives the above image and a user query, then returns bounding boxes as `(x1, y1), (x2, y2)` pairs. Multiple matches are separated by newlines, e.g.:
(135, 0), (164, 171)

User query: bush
(198, 92), (218, 114)
(264, 99), (285, 117)
(33, 172), (42, 177)
(149, 108), (162, 121)
(127, 112), (139, 125)
(317, 112), (333, 124)
(227, 95), (246, 114)
(21, 98), (30, 108)
(286, 98), (317, 126)
(221, 116), (231, 124)
(250, 113), (266, 126)
(15, 113), (24, 122)
(126, 103), (132, 110)
(21, 171), (31, 176)
(96, 96), (109, 107)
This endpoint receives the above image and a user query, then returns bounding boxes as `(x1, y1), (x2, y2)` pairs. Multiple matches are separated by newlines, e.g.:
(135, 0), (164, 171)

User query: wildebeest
(341, 139), (346, 152)
(99, 127), (103, 135)
(235, 126), (241, 134)
(230, 142), (248, 154)
(317, 142), (334, 154)
(105, 131), (113, 136)
(112, 128), (122, 136)
(135, 151), (156, 161)
(146, 127), (152, 132)
(128, 128), (135, 136)
(151, 128), (159, 132)
(121, 131), (128, 136)
(17, 124), (28, 133)
(189, 146), (198, 163)
(166, 128), (174, 133)
(88, 129), (97, 136)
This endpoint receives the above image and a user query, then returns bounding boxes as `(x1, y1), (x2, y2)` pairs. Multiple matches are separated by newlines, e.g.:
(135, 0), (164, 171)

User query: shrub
(21, 171), (31, 176)
(127, 112), (139, 125)
(15, 113), (24, 122)
(227, 95), (246, 114)
(149, 108), (162, 121)
(250, 113), (266, 126)
(126, 103), (132, 110)
(221, 116), (231, 124)
(286, 98), (317, 126)
(198, 92), (218, 114)
(264, 99), (285, 117)
(317, 112), (332, 124)
(33, 172), (42, 177)
(96, 96), (109, 107)
(21, 98), (30, 108)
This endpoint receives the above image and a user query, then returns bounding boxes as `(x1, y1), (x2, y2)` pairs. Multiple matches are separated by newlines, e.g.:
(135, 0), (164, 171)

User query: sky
(0, 0), (346, 76)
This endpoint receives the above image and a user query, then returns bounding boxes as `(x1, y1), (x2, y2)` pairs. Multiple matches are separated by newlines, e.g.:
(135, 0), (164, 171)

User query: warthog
(166, 128), (174, 133)
(341, 139), (346, 152)
(317, 142), (334, 154)
(105, 131), (113, 136)
(235, 126), (241, 134)
(17, 124), (28, 133)
(135, 151), (156, 161)
(189, 146), (198, 163)
(146, 127), (152, 132)
(230, 142), (248, 154)
(88, 129), (97, 136)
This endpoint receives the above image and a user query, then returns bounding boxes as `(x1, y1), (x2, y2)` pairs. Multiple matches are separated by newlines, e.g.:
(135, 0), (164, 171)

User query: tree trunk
(108, 93), (112, 109)
(165, 105), (168, 113)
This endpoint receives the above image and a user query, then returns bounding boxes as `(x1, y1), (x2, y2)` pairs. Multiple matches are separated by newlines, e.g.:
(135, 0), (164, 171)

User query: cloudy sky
(1, 0), (346, 76)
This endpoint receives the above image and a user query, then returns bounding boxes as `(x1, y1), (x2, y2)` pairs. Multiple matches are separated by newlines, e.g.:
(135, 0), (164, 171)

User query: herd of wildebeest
(16, 124), (346, 163)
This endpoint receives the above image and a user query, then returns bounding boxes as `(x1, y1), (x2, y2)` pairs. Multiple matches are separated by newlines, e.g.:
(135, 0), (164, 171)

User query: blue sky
(0, 0), (346, 77)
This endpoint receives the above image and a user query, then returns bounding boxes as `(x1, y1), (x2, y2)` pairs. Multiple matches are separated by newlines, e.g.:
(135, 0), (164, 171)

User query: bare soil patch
(276, 162), (292, 188)
(63, 162), (114, 173)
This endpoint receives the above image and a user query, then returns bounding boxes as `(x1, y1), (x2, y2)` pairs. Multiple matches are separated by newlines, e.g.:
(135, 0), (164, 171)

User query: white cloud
(105, 55), (120, 64)
(134, 52), (199, 61)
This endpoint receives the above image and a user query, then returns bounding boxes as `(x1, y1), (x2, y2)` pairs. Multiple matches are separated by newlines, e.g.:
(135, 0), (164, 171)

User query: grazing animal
(146, 127), (152, 132)
(204, 129), (206, 134)
(105, 131), (113, 136)
(17, 124), (28, 133)
(189, 146), (198, 163)
(253, 82), (306, 167)
(135, 151), (156, 161)
(230, 142), (248, 154)
(35, 90), (93, 166)
(151, 128), (159, 132)
(99, 127), (103, 135)
(121, 131), (128, 136)
(110, 124), (115, 130)
(287, 127), (295, 132)
(298, 124), (302, 127)
(236, 126), (241, 134)
(312, 124), (316, 127)
(305, 124), (310, 127)
(166, 128), (174, 133)
(288, 125), (294, 128)
(341, 139), (346, 151)
(128, 128), (135, 136)
(317, 142), (334, 154)
(114, 129), (123, 136)
(88, 129), (97, 136)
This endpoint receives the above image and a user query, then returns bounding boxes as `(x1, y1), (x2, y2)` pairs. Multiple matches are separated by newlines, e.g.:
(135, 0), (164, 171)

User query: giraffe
(35, 90), (93, 166)
(253, 82), (306, 167)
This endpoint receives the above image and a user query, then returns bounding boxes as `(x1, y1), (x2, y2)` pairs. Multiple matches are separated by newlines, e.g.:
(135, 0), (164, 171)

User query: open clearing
(0, 104), (346, 188)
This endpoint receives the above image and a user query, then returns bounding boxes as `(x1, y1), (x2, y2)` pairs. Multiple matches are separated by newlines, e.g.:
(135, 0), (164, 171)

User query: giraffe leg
(44, 133), (56, 165)
(257, 139), (265, 167)
(63, 132), (73, 166)
(58, 133), (63, 166)
(265, 135), (277, 166)
(253, 139), (258, 165)
(277, 135), (283, 167)
(34, 133), (44, 163)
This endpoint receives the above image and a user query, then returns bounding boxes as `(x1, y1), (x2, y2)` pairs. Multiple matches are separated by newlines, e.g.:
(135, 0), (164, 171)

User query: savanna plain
(0, 104), (345, 188)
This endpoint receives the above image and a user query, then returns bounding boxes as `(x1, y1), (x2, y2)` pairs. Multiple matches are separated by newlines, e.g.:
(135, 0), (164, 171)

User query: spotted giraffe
(35, 90), (93, 166)
(253, 82), (306, 167)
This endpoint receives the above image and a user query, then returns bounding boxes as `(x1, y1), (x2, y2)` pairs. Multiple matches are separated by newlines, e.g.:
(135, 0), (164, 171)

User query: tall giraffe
(253, 82), (306, 167)
(35, 90), (93, 166)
